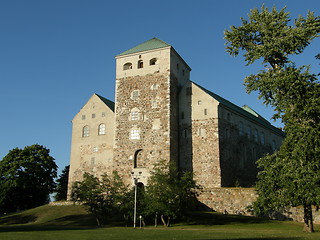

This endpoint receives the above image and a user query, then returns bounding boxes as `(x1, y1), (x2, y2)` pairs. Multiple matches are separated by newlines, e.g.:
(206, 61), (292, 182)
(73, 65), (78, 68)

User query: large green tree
(54, 165), (69, 201)
(144, 160), (199, 227)
(71, 171), (129, 227)
(224, 5), (320, 232)
(0, 144), (57, 213)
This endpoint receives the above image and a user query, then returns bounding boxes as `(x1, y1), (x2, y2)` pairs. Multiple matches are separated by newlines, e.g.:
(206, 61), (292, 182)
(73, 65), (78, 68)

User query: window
(254, 129), (258, 142)
(138, 60), (143, 69)
(98, 124), (106, 135)
(92, 146), (98, 152)
(131, 111), (139, 120)
(132, 90), (140, 100)
(261, 132), (265, 144)
(225, 128), (230, 138)
(204, 108), (208, 115)
(198, 128), (206, 137)
(149, 58), (157, 65)
(83, 126), (89, 137)
(151, 100), (158, 108)
(177, 63), (179, 70)
(123, 62), (132, 70)
(239, 122), (244, 135)
(272, 140), (276, 151)
(130, 129), (140, 140)
(151, 84), (159, 90)
(198, 100), (202, 105)
(82, 115), (86, 120)
(92, 113), (95, 119)
(247, 125), (251, 138)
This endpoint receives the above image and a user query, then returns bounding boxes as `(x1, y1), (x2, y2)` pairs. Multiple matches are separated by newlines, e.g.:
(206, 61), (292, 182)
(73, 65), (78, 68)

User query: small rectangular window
(92, 113), (96, 119)
(198, 100), (202, 105)
(152, 100), (158, 108)
(132, 90), (140, 100)
(204, 108), (207, 115)
(131, 111), (139, 121)
(130, 129), (140, 140)
(82, 115), (86, 120)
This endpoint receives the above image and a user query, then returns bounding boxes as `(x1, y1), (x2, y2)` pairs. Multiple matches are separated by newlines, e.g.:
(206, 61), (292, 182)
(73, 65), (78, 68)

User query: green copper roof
(117, 38), (171, 56)
(95, 94), (115, 112)
(193, 82), (285, 136)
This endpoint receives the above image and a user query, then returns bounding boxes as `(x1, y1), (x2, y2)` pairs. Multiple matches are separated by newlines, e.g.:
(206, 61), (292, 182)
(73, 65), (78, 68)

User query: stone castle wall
(198, 187), (320, 224)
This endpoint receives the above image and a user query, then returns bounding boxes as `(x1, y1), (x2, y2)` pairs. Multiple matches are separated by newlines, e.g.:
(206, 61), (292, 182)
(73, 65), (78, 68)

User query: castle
(67, 38), (284, 208)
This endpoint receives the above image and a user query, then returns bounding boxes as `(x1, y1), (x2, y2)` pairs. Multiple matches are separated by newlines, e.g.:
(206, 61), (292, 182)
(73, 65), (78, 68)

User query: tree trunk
(303, 204), (314, 232)
(161, 214), (167, 227)
(160, 214), (171, 227)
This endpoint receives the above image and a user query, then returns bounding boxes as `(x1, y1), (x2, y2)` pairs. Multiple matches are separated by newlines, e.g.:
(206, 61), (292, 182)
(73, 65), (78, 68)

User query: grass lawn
(1, 204), (320, 240)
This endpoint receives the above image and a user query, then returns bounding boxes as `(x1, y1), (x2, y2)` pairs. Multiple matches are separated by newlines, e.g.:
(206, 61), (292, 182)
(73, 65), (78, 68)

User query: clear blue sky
(1, 0), (319, 174)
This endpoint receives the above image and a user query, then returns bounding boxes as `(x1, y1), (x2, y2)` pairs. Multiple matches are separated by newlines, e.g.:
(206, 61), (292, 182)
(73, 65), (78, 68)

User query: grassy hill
(0, 203), (96, 228)
(1, 204), (320, 240)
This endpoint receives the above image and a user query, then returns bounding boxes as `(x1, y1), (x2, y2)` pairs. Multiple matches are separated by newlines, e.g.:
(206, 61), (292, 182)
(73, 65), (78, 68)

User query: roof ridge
(191, 82), (284, 136)
(116, 38), (171, 57)
(95, 93), (115, 111)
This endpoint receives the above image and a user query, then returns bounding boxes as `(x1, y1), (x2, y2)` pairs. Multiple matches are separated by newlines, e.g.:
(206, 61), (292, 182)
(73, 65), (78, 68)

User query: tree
(144, 160), (199, 227)
(54, 165), (69, 201)
(224, 5), (320, 232)
(0, 144), (57, 213)
(71, 171), (129, 227)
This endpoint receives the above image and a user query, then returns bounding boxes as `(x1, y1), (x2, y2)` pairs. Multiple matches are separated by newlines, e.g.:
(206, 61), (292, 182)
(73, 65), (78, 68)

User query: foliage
(144, 160), (199, 226)
(54, 165), (69, 201)
(224, 5), (320, 232)
(71, 171), (129, 227)
(0, 144), (57, 214)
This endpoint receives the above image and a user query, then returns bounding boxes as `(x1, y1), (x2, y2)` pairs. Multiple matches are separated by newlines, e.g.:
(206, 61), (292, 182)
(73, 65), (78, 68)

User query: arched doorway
(133, 149), (144, 168)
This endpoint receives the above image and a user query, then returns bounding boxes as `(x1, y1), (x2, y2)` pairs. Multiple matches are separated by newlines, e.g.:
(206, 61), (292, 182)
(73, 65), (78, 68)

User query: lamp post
(131, 171), (141, 229)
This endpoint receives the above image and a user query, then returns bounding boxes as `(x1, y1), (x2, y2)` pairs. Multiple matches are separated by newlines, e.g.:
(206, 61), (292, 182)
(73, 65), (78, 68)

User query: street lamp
(131, 171), (141, 229)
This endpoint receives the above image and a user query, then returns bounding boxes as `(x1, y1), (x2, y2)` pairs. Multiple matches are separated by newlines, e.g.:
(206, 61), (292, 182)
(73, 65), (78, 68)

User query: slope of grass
(1, 204), (320, 240)
(0, 204), (96, 227)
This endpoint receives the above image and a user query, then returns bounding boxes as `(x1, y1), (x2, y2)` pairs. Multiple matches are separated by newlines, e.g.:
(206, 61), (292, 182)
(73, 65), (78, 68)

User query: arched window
(247, 125), (251, 138)
(254, 129), (258, 142)
(131, 90), (140, 100)
(83, 126), (89, 137)
(149, 58), (157, 65)
(261, 132), (265, 144)
(123, 62), (132, 70)
(98, 124), (106, 135)
(272, 140), (276, 151)
(133, 149), (143, 168)
(239, 122), (244, 136)
(138, 60), (143, 69)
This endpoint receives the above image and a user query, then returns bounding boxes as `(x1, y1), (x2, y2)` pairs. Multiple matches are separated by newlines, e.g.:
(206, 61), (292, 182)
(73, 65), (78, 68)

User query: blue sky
(0, 0), (319, 174)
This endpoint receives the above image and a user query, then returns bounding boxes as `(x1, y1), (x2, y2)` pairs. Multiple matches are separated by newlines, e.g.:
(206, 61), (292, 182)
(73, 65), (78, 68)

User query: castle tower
(113, 38), (191, 185)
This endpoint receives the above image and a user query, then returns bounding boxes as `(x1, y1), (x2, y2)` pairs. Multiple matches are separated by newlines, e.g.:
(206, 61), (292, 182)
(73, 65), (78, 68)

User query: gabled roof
(117, 38), (171, 57)
(192, 82), (284, 136)
(95, 94), (115, 112)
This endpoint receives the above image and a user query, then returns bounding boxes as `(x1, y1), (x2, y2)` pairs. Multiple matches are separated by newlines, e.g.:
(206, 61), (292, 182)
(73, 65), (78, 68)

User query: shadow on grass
(199, 238), (303, 240)
(0, 213), (98, 232)
(181, 211), (273, 226)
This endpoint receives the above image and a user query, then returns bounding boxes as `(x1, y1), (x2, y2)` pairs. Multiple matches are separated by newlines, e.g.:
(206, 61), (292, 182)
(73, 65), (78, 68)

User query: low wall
(198, 188), (257, 215)
(198, 188), (320, 224)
